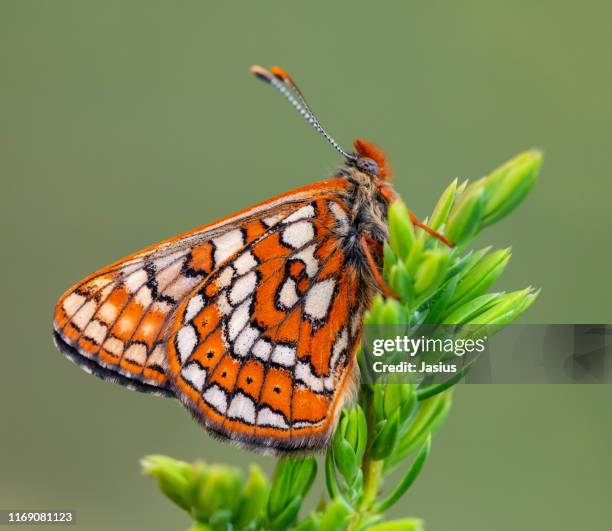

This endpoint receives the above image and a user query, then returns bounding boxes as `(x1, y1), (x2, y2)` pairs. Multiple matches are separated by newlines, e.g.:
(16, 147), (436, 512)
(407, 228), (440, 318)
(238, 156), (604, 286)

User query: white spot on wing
(304, 279), (336, 320)
(278, 278), (299, 309)
(98, 303), (118, 324)
(155, 260), (184, 291)
(295, 362), (324, 392)
(153, 250), (188, 271)
(283, 204), (315, 223)
(184, 294), (204, 323)
(147, 344), (166, 366)
(176, 325), (197, 363)
(234, 251), (258, 275)
(213, 230), (244, 264)
(293, 420), (322, 428)
(163, 275), (200, 300)
(257, 407), (289, 429)
(282, 221), (314, 248)
(230, 271), (257, 305)
(72, 301), (96, 330)
(83, 320), (107, 344)
(62, 293), (86, 316)
(217, 292), (232, 315)
(271, 344), (296, 367)
(182, 362), (207, 391)
(124, 343), (147, 365)
(217, 266), (234, 288)
(263, 213), (283, 227)
(331, 327), (349, 368)
(152, 300), (173, 313)
(227, 297), (251, 341)
(253, 339), (272, 361)
(234, 326), (259, 357)
(294, 244), (319, 278)
(204, 385), (227, 414)
(135, 285), (153, 307)
(227, 393), (256, 423)
(103, 337), (123, 356)
(124, 269), (148, 293)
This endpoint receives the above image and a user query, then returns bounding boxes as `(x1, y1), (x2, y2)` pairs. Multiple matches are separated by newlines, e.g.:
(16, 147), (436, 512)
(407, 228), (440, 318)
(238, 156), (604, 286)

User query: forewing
(168, 197), (367, 452)
(52, 182), (342, 396)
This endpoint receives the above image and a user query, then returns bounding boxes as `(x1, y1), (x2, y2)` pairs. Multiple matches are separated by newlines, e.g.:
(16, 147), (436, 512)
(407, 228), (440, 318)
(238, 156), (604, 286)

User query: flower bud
(413, 249), (450, 297)
(388, 260), (414, 303)
(445, 185), (484, 246)
(332, 407), (367, 486)
(388, 201), (415, 261)
(194, 465), (243, 520)
(141, 455), (192, 512)
(480, 149), (542, 228)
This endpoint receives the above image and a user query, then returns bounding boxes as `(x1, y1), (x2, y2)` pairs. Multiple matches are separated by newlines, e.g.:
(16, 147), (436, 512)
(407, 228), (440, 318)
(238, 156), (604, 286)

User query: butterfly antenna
(250, 65), (355, 161)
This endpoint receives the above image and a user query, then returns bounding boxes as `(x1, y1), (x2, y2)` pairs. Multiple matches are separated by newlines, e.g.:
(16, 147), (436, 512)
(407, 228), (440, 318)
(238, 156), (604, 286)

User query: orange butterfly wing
(53, 180), (347, 396)
(167, 196), (367, 453)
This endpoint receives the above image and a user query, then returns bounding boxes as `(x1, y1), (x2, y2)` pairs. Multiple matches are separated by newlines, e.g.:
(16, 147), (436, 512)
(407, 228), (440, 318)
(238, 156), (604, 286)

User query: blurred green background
(1, 1), (611, 530)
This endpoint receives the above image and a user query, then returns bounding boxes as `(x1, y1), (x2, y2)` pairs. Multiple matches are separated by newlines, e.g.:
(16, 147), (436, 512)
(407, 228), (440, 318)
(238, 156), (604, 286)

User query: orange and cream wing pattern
(52, 183), (345, 396)
(168, 198), (365, 452)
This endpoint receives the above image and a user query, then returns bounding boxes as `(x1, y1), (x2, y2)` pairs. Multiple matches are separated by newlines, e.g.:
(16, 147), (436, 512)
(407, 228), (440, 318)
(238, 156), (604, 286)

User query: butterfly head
(352, 139), (392, 180)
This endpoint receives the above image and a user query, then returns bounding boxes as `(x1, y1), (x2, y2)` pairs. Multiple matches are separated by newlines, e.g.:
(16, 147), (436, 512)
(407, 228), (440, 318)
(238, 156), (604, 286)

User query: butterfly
(52, 65), (451, 454)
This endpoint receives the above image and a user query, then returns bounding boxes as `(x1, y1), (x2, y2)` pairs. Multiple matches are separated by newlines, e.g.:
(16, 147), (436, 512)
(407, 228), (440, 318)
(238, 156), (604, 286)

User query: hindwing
(168, 197), (367, 452)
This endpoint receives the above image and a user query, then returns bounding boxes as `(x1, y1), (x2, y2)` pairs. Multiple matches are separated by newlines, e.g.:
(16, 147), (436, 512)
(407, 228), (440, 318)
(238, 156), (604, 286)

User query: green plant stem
(360, 457), (384, 512)
(345, 390), (385, 530)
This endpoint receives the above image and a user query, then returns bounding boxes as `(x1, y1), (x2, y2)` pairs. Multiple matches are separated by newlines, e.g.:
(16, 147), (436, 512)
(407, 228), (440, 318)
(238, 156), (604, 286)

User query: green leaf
(371, 411), (400, 460)
(445, 248), (511, 314)
(466, 288), (539, 325)
(375, 437), (431, 512)
(269, 457), (317, 524)
(268, 496), (303, 530)
(334, 439), (359, 482)
(319, 498), (352, 531)
(387, 393), (452, 469)
(234, 465), (269, 528)
(429, 178), (458, 230)
(325, 449), (341, 501)
(442, 292), (502, 325)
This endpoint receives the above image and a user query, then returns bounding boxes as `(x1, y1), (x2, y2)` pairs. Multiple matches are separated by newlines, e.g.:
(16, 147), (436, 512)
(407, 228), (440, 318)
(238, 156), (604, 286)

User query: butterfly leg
(360, 236), (399, 300)
(408, 212), (455, 247)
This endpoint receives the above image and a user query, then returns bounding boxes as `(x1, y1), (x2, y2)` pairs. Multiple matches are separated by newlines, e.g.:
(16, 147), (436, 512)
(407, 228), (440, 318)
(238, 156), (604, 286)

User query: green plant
(142, 150), (542, 530)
